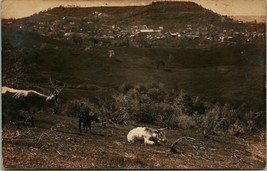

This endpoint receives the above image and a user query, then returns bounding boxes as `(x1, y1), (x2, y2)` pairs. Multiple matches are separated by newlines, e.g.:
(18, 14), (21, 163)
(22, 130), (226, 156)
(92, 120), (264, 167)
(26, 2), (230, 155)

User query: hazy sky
(2, 0), (266, 19)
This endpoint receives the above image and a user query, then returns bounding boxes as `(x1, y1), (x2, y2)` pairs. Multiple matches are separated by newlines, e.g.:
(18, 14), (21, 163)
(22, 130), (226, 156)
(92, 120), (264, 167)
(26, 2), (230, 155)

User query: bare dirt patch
(2, 113), (266, 169)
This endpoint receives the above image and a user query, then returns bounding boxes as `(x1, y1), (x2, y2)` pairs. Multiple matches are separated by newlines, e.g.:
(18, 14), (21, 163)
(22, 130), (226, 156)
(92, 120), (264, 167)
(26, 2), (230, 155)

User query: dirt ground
(2, 113), (266, 169)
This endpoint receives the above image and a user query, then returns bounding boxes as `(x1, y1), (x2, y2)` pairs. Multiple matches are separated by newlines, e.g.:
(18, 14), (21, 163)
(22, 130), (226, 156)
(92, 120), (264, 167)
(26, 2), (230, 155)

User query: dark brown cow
(2, 86), (61, 126)
(79, 113), (100, 133)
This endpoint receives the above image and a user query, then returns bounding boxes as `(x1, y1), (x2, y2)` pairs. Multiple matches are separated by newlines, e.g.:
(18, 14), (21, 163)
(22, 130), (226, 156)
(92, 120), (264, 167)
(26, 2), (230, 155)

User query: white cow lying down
(127, 127), (167, 145)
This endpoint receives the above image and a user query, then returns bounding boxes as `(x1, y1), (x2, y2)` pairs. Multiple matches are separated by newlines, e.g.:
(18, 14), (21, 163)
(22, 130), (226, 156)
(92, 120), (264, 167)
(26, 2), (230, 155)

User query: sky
(1, 0), (266, 19)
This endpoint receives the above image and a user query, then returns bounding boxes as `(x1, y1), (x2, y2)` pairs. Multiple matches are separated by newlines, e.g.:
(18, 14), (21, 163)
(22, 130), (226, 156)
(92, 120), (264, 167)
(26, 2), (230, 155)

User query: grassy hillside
(2, 30), (265, 110)
(46, 1), (222, 27)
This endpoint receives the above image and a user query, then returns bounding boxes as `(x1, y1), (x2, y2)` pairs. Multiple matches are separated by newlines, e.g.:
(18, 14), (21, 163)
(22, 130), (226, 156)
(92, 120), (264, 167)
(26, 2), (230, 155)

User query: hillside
(2, 1), (266, 110)
(2, 29), (265, 110)
(1, 1), (266, 169)
(3, 1), (265, 49)
(45, 1), (223, 28)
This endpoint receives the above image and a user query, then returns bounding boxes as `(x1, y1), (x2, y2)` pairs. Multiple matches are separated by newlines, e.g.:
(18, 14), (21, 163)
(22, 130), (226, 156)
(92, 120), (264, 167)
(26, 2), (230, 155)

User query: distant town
(3, 2), (266, 49)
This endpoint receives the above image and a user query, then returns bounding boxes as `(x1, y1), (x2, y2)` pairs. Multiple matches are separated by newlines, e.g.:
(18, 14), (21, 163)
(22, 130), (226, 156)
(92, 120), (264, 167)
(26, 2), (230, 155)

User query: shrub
(132, 103), (157, 124)
(150, 103), (174, 127)
(118, 82), (134, 94)
(173, 90), (194, 115)
(176, 115), (196, 129)
(147, 87), (165, 103)
(135, 103), (174, 126)
(192, 96), (206, 115)
(113, 83), (208, 128)
(111, 94), (131, 124)
(59, 82), (265, 137)
(197, 102), (265, 137)
(199, 103), (221, 135)
(61, 98), (99, 117)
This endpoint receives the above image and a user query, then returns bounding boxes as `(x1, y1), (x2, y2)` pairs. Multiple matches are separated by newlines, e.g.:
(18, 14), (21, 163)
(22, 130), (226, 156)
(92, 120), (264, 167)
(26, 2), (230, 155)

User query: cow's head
(45, 94), (59, 114)
(154, 127), (167, 143)
(92, 114), (101, 123)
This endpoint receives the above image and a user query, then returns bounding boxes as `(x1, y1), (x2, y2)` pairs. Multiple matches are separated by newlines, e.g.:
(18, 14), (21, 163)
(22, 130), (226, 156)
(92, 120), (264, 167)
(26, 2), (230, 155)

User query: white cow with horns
(127, 127), (167, 145)
(2, 84), (64, 126)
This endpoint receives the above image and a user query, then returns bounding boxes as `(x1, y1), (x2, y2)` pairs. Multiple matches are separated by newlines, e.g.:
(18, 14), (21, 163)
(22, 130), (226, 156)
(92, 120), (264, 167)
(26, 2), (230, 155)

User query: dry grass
(2, 113), (266, 169)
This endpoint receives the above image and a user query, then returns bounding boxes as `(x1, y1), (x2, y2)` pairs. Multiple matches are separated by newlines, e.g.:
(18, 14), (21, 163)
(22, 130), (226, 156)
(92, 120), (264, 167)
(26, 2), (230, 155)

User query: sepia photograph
(1, 0), (266, 169)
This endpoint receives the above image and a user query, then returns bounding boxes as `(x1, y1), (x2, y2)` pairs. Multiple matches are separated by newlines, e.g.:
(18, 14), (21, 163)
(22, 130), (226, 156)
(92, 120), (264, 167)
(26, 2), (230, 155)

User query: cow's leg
(144, 138), (155, 145)
(28, 108), (35, 127)
(79, 119), (82, 133)
(3, 111), (18, 127)
(88, 122), (92, 133)
(84, 123), (87, 133)
(86, 123), (89, 133)
(29, 114), (35, 127)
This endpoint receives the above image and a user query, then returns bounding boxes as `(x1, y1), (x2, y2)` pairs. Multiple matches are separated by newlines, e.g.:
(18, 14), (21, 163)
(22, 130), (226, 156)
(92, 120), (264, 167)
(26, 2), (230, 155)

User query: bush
(110, 83), (209, 129)
(198, 103), (265, 137)
(61, 98), (99, 117)
(111, 83), (204, 128)
(173, 90), (194, 115)
(111, 94), (131, 124)
(199, 103), (238, 135)
(176, 115), (196, 129)
(153, 103), (174, 126)
(59, 82), (265, 137)
(192, 96), (206, 115)
(132, 103), (157, 124)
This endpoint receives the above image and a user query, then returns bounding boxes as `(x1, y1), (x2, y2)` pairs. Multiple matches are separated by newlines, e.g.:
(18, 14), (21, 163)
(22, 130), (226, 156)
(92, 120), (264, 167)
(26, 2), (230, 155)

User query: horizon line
(2, 0), (266, 19)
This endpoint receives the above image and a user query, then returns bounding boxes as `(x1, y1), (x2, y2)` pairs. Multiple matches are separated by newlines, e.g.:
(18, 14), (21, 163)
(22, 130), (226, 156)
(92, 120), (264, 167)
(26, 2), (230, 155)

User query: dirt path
(2, 113), (266, 169)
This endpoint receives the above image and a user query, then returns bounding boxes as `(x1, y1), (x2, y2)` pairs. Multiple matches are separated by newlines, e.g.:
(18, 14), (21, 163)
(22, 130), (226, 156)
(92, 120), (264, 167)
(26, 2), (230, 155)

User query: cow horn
(159, 127), (168, 131)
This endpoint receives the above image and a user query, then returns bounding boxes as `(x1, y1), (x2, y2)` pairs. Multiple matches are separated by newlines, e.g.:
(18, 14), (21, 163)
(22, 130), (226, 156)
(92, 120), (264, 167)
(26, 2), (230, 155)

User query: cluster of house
(7, 12), (265, 49)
